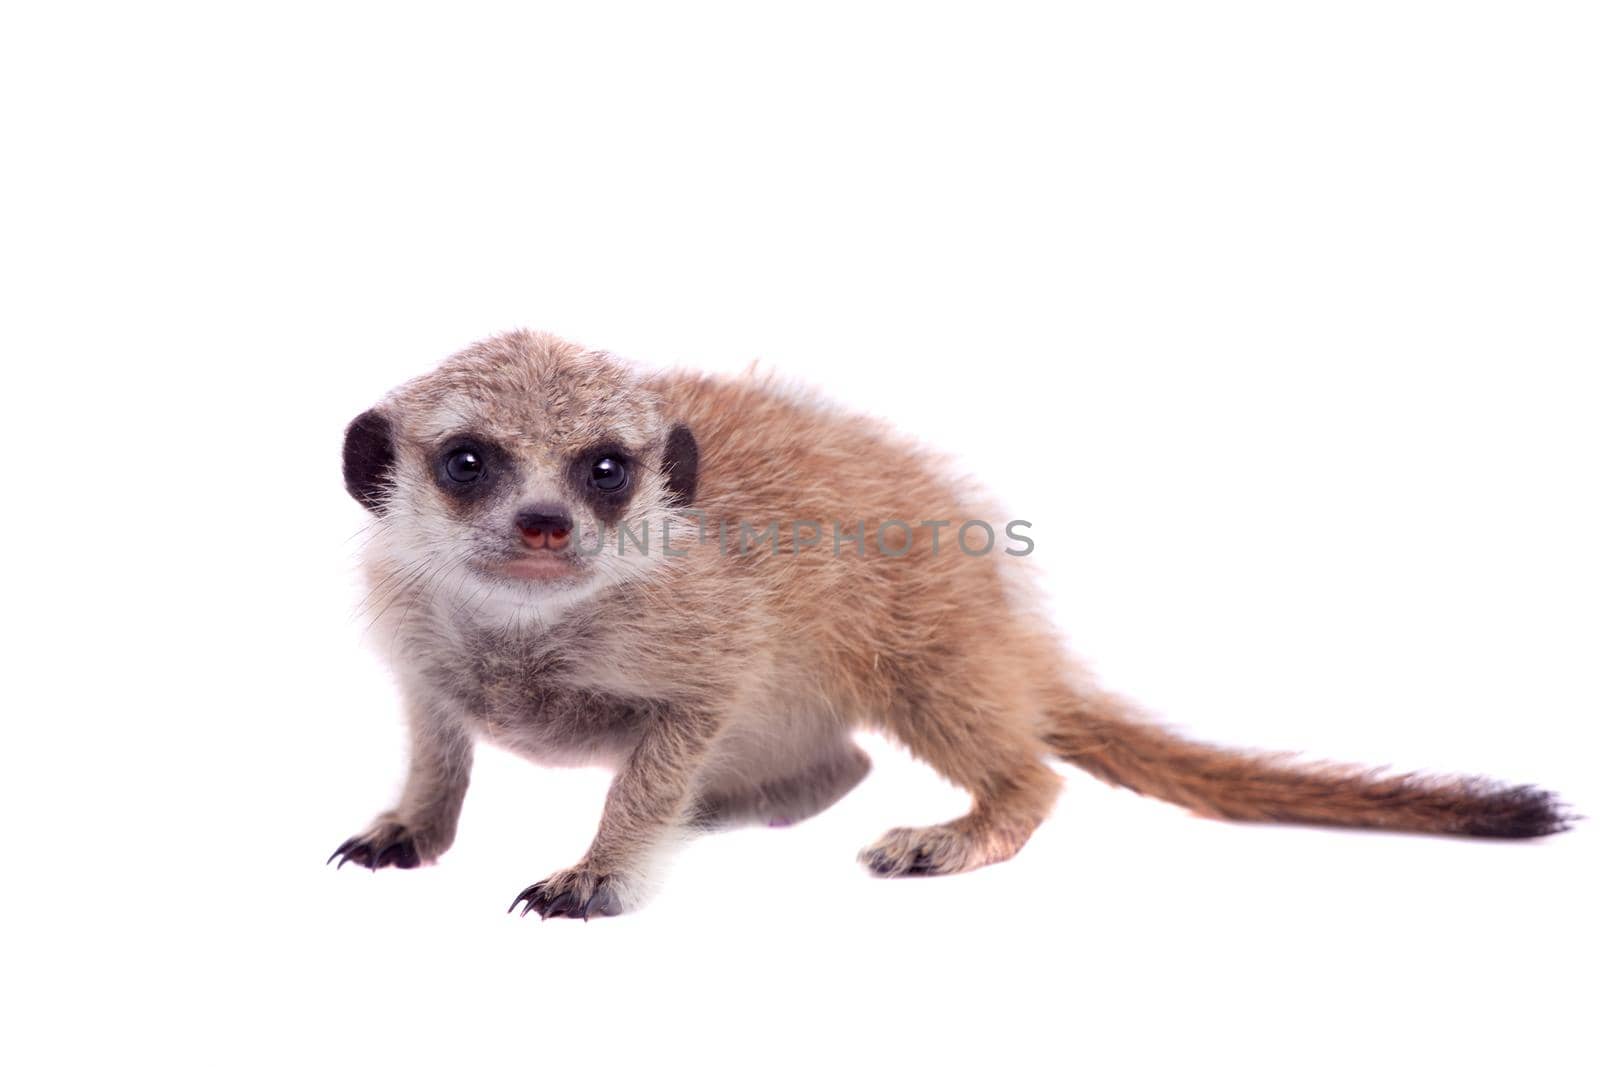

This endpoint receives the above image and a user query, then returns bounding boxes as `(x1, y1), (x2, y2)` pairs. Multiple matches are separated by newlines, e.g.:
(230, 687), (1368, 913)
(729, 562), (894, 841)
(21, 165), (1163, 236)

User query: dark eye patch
(432, 435), (511, 503)
(568, 440), (639, 524)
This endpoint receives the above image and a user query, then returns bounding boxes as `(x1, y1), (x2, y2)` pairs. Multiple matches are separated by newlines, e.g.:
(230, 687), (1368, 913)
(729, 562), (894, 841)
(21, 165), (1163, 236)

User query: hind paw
(858, 825), (975, 878)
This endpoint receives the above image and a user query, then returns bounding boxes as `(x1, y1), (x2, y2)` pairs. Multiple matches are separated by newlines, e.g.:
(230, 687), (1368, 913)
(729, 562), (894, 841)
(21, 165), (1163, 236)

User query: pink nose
(516, 508), (572, 550)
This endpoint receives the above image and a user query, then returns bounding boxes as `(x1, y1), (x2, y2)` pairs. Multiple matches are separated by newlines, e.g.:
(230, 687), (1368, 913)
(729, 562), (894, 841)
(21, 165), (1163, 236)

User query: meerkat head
(342, 331), (699, 620)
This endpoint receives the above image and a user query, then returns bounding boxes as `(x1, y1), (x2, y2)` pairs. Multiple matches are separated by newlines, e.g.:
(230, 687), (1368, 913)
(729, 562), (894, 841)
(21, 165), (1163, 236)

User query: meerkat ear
(662, 423), (699, 507)
(343, 408), (396, 512)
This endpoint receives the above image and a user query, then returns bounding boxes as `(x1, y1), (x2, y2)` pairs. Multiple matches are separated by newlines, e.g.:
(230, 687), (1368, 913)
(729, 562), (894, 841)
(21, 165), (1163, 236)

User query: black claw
(510, 882), (549, 917)
(330, 827), (423, 872)
(508, 875), (622, 920)
(328, 836), (361, 866)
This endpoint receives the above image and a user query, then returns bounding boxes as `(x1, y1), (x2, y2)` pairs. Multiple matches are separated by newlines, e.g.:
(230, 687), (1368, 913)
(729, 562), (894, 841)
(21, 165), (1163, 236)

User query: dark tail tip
(1458, 784), (1576, 839)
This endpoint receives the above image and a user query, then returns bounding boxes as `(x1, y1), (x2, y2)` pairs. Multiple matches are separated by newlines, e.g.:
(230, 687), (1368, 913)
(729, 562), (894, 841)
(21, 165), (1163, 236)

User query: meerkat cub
(331, 331), (1571, 919)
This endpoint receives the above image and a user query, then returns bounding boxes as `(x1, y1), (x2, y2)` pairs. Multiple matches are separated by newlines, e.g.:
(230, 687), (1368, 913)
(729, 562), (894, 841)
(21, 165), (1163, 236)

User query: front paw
(327, 819), (427, 870)
(509, 865), (626, 920)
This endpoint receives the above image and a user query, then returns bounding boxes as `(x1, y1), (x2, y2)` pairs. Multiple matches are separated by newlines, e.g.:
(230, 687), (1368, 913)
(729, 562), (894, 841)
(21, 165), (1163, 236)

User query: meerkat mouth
(492, 555), (581, 582)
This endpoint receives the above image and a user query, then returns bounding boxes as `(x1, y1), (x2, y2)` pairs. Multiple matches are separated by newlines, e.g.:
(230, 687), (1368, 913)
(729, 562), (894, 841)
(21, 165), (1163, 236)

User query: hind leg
(861, 666), (1062, 877)
(858, 757), (1060, 876)
(693, 741), (872, 830)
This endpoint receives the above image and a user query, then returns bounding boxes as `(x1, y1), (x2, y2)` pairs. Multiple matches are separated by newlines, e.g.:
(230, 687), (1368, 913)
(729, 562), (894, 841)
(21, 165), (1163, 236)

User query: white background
(3, 3), (1596, 1064)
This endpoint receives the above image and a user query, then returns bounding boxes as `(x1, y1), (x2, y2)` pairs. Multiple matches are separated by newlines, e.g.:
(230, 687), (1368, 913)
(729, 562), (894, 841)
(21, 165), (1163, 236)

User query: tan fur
(330, 331), (1570, 917)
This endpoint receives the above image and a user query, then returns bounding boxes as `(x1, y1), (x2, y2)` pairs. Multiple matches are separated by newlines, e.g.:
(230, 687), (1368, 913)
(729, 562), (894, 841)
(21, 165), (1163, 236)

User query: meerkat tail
(1042, 689), (1572, 839)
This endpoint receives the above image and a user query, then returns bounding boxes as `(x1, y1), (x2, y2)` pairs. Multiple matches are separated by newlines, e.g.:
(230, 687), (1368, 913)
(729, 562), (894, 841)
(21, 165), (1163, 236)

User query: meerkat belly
(411, 611), (638, 767)
(699, 695), (855, 794)
(472, 677), (644, 768)
(446, 642), (646, 769)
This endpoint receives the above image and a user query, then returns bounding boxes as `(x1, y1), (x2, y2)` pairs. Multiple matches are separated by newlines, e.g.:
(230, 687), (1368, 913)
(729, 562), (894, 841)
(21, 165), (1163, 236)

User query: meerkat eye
(444, 448), (485, 484)
(590, 455), (628, 492)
